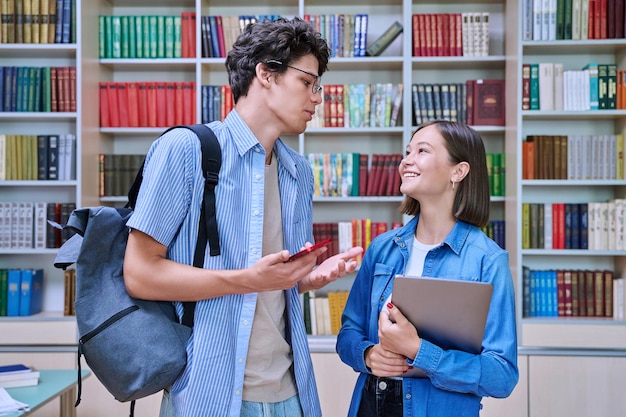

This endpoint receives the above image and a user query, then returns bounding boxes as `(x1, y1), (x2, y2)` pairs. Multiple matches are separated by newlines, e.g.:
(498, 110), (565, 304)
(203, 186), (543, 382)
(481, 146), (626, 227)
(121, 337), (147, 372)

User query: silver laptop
(390, 275), (493, 378)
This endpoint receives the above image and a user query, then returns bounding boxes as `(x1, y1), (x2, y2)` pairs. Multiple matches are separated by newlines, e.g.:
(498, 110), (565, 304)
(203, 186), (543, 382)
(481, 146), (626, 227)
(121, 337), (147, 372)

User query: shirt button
(253, 209), (259, 216)
(378, 381), (387, 390)
(238, 358), (244, 364)
(406, 394), (412, 400)
(255, 174), (262, 180)
(236, 390), (241, 396)
(243, 320), (248, 326)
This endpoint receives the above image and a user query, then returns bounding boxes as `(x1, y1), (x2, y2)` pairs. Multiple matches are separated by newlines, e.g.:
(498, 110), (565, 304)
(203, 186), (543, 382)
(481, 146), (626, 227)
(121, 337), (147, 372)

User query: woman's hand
(378, 303), (421, 361)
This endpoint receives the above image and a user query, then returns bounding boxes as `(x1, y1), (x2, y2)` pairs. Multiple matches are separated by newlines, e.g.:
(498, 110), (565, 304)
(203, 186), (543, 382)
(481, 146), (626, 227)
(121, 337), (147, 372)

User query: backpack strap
(126, 124), (222, 328)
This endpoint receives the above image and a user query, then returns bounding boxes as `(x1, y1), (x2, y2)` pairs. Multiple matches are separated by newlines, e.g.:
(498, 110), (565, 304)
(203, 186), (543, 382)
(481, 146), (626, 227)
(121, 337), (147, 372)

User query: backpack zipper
(79, 305), (139, 344)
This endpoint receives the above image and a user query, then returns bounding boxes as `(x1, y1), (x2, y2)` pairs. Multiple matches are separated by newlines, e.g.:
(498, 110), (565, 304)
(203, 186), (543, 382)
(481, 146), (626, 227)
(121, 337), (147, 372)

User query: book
(472, 79), (505, 126)
(0, 375), (39, 388)
(365, 20), (402, 56)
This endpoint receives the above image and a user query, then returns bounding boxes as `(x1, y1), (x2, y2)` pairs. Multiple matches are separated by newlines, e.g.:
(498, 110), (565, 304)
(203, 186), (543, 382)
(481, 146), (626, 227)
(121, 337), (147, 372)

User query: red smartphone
(288, 238), (333, 261)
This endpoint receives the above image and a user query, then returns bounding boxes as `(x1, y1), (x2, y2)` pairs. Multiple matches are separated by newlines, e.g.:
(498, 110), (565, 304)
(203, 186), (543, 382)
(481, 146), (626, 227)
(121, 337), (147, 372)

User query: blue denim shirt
(336, 215), (518, 417)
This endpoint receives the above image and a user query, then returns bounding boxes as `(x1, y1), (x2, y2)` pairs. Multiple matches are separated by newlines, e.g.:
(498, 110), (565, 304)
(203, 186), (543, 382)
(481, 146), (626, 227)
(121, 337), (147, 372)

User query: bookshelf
(12, 0), (626, 416)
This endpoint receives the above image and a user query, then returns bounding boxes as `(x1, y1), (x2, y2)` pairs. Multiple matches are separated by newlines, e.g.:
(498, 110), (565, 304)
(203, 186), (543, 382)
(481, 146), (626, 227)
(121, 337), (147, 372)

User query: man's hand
(298, 246), (363, 293)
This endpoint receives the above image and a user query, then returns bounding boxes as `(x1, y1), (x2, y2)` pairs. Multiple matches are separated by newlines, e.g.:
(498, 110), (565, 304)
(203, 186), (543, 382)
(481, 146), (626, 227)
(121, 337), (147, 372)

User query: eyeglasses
(265, 60), (323, 94)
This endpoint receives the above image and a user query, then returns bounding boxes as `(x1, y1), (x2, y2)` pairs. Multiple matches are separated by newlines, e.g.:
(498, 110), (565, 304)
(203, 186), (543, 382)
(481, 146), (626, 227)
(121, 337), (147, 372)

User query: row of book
(200, 14), (280, 58)
(1, 66), (76, 113)
(523, 0), (626, 41)
(0, 364), (40, 389)
(302, 291), (349, 335)
(99, 13), (196, 59)
(411, 12), (490, 57)
(523, 62), (624, 111)
(304, 14), (368, 58)
(98, 154), (143, 198)
(0, 268), (43, 317)
(307, 83), (403, 129)
(312, 220), (401, 267)
(0, 134), (76, 181)
(0, 201), (75, 249)
(201, 85), (233, 124)
(307, 153), (402, 198)
(522, 134), (624, 180)
(411, 79), (506, 127)
(521, 267), (625, 319)
(522, 199), (626, 251)
(99, 81), (196, 128)
(0, 0), (74, 44)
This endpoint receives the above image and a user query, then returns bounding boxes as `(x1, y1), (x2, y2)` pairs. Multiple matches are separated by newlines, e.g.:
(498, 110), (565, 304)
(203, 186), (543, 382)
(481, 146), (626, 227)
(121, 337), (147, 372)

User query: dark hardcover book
(411, 84), (421, 125)
(465, 79), (475, 125)
(0, 67), (3, 112)
(472, 79), (505, 126)
(47, 134), (59, 180)
(61, 0), (71, 43)
(209, 16), (221, 58)
(37, 135), (48, 180)
(201, 16), (213, 58)
(366, 20), (403, 56)
(358, 153), (369, 196)
(579, 203), (589, 249)
(431, 83), (442, 119)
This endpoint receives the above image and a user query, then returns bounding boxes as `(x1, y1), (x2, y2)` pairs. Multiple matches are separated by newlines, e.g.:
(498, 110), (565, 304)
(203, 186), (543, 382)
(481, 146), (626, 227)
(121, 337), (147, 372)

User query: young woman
(337, 120), (518, 417)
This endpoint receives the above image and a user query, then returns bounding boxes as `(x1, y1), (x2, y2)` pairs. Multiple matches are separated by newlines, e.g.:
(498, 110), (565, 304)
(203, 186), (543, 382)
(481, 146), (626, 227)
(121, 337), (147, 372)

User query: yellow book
(616, 134), (624, 180)
(39, 0), (49, 43)
(522, 203), (530, 249)
(31, 0), (40, 44)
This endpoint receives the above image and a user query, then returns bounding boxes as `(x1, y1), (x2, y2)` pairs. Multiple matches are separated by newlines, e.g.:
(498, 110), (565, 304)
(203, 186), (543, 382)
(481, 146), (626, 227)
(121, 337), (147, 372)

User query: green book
(42, 67), (51, 112)
(104, 16), (113, 58)
(173, 16), (181, 58)
(135, 15), (143, 58)
(98, 16), (106, 58)
(164, 16), (174, 58)
(365, 20), (402, 57)
(128, 16), (136, 58)
(0, 269), (8, 316)
(157, 15), (165, 58)
(529, 63), (539, 110)
(111, 15), (122, 58)
(148, 16), (158, 58)
(607, 64), (617, 110)
(120, 16), (129, 58)
(143, 16), (151, 58)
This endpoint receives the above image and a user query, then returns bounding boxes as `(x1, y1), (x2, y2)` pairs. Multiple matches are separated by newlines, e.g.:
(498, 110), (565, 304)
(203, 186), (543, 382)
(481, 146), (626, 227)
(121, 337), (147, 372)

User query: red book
(174, 82), (184, 125)
(557, 270), (566, 316)
(68, 67), (76, 112)
(472, 79), (505, 126)
(216, 15), (225, 58)
(146, 82), (158, 127)
(166, 83), (176, 126)
(50, 67), (58, 112)
(358, 154), (369, 196)
(435, 14), (443, 56)
(588, 0), (596, 39)
(126, 82), (139, 127)
(376, 154), (391, 197)
(116, 82), (130, 127)
(616, 0), (625, 38)
(155, 82), (167, 127)
(367, 154), (383, 196)
(390, 154), (402, 196)
(57, 67), (66, 112)
(99, 82), (110, 127)
(182, 82), (194, 125)
(522, 140), (535, 180)
(522, 63), (531, 110)
(465, 79), (475, 125)
(417, 14), (426, 56)
(411, 14), (420, 56)
(599, 0), (607, 38)
(552, 203), (565, 250)
(189, 12), (197, 57)
(181, 12), (190, 58)
(106, 82), (120, 127)
(137, 82), (149, 127)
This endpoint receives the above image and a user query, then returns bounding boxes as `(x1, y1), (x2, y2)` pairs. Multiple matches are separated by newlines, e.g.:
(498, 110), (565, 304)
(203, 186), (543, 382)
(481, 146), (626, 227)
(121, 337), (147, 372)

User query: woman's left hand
(378, 303), (421, 360)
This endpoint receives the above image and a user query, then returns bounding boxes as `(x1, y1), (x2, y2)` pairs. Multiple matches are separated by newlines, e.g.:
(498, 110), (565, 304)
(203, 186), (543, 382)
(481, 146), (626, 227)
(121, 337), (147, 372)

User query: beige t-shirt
(243, 155), (297, 402)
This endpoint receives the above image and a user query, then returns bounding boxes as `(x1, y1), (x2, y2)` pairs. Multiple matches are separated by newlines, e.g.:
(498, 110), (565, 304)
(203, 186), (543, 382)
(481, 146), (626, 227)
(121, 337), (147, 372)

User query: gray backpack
(53, 124), (221, 415)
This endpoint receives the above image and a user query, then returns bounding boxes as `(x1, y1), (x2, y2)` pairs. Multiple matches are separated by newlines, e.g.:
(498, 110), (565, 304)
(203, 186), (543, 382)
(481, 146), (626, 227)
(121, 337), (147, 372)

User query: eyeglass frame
(265, 59), (323, 94)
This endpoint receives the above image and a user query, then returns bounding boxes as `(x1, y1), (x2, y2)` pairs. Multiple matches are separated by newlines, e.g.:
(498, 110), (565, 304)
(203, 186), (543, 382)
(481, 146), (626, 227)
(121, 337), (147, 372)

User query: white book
(523, 0), (534, 40)
(533, 0), (543, 40)
(572, 0), (582, 40)
(0, 376), (39, 388)
(541, 0), (551, 41)
(62, 133), (77, 181)
(10, 202), (20, 249)
(608, 200), (616, 251)
(462, 13), (472, 56)
(544, 202), (553, 249)
(0, 369), (40, 383)
(57, 134), (67, 181)
(480, 12), (489, 56)
(308, 291), (317, 336)
(580, 0), (589, 39)
(538, 62), (554, 110)
(33, 202), (48, 250)
(614, 199), (625, 251)
(0, 202), (8, 249)
(548, 0), (557, 40)
(553, 63), (564, 110)
(19, 202), (34, 249)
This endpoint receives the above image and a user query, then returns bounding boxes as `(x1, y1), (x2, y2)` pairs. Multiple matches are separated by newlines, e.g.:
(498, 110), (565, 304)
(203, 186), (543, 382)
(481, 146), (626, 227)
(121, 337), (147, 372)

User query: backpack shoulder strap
(126, 124), (222, 329)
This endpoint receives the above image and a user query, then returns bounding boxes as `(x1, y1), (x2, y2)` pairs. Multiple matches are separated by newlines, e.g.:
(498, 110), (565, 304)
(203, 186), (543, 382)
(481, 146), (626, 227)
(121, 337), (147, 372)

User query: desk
(5, 370), (90, 417)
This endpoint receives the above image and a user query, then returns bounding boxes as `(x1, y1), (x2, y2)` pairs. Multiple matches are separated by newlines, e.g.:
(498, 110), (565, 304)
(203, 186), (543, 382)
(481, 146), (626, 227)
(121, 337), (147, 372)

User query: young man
(123, 17), (363, 417)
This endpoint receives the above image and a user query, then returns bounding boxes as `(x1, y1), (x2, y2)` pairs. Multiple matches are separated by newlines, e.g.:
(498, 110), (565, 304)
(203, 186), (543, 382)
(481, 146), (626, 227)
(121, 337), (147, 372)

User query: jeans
(240, 395), (303, 417)
(159, 391), (302, 417)
(357, 375), (403, 417)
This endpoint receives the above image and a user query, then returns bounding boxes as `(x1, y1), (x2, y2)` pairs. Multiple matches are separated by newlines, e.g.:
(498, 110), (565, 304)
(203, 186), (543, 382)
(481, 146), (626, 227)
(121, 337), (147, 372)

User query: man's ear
(255, 62), (273, 89)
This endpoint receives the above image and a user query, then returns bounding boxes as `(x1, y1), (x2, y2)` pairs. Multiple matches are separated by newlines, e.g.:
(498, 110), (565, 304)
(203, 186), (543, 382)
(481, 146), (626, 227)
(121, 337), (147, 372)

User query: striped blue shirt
(127, 110), (321, 417)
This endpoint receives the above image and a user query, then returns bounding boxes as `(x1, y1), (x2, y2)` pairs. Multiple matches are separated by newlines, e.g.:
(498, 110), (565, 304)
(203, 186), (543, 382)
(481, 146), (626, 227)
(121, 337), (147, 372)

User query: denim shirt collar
(392, 214), (472, 255)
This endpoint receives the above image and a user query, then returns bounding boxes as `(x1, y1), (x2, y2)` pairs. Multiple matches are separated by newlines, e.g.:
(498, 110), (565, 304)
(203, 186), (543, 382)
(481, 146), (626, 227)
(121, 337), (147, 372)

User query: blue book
(62, 0), (72, 43)
(0, 66), (4, 112)
(19, 269), (44, 316)
(55, 0), (64, 43)
(7, 269), (21, 316)
(208, 16), (221, 58)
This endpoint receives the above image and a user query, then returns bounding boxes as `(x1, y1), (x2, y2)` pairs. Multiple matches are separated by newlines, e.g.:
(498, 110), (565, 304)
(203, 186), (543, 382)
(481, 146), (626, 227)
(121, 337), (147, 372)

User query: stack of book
(0, 364), (40, 389)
